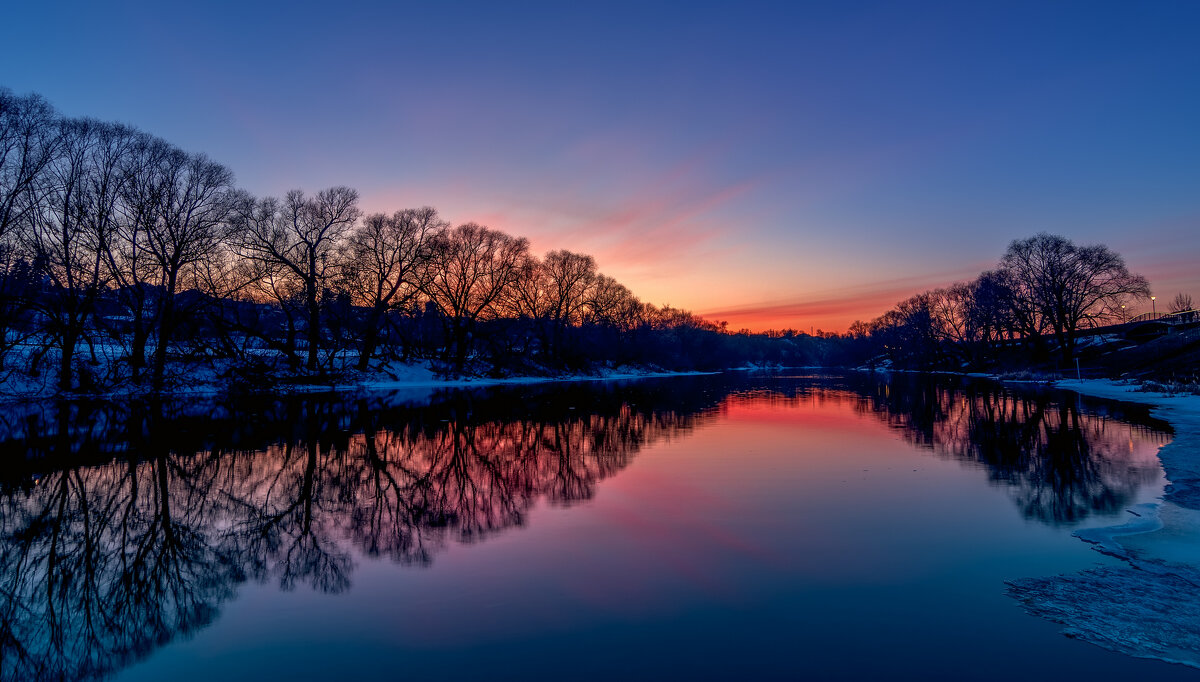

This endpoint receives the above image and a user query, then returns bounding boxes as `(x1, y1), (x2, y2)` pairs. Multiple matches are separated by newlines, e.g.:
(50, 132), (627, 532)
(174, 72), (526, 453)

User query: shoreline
(289, 368), (720, 394)
(0, 365), (724, 404)
(1052, 378), (1200, 511)
(1008, 377), (1200, 669)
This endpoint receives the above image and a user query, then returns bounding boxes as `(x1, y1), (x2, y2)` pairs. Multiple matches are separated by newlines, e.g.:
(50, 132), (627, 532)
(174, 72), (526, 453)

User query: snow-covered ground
(0, 348), (716, 402)
(1009, 378), (1200, 669)
(291, 362), (716, 395)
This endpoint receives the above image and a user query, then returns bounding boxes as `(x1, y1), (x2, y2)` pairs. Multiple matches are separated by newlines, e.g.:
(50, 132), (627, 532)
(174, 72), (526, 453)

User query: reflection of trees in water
(0, 451), (241, 681)
(846, 375), (1167, 525)
(341, 412), (649, 564)
(937, 394), (1165, 524)
(716, 376), (1169, 525)
(0, 375), (1172, 680)
(0, 386), (708, 681)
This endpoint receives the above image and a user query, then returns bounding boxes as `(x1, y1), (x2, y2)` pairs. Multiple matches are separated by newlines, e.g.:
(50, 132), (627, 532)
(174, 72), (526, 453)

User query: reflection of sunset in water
(0, 374), (1179, 681)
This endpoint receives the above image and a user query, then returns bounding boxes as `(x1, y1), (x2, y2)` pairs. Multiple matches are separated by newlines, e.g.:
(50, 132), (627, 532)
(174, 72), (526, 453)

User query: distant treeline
(0, 88), (853, 393)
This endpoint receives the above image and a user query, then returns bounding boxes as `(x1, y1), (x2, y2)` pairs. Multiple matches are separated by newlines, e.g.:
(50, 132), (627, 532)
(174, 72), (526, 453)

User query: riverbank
(1008, 378), (1200, 669)
(291, 365), (720, 398)
(0, 356), (724, 403)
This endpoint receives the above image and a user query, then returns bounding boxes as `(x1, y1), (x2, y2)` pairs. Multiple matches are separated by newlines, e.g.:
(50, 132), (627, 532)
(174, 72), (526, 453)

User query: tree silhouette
(423, 223), (529, 373)
(998, 233), (1150, 362)
(234, 187), (361, 372)
(1169, 292), (1193, 314)
(339, 207), (446, 370)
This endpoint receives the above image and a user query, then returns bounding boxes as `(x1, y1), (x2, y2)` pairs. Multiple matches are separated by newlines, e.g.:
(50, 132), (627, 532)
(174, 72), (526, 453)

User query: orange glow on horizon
(697, 267), (989, 334)
(360, 185), (1200, 336)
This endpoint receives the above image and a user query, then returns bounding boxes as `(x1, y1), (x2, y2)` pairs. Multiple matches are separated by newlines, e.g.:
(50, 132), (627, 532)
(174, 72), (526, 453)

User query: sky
(3, 1), (1198, 331)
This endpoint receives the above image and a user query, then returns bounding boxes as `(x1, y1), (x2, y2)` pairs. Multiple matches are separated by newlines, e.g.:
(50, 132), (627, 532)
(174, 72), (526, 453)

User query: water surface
(0, 372), (1190, 680)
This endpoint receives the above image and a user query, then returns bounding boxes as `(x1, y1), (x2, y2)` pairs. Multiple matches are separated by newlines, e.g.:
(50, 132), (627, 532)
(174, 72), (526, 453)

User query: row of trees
(851, 233), (1172, 369)
(5, 88), (834, 393)
(4, 86), (1176, 391)
(1, 90), (242, 390)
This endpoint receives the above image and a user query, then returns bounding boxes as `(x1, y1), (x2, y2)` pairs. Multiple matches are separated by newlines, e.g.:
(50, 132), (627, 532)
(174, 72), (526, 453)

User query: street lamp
(1152, 296), (1157, 315)
(1121, 303), (1126, 323)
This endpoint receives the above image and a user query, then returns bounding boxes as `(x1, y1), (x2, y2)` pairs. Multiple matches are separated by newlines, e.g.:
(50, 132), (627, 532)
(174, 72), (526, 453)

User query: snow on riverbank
(0, 357), (717, 404)
(293, 365), (717, 395)
(1008, 378), (1200, 669)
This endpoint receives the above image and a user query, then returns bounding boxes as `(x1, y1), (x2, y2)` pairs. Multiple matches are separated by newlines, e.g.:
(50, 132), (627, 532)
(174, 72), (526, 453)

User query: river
(0, 371), (1193, 680)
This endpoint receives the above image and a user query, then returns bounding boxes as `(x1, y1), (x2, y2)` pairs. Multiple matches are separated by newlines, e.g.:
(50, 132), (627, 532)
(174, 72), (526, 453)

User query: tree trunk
(283, 311), (297, 365)
(152, 274), (177, 392)
(357, 305), (384, 371)
(453, 319), (470, 374)
(58, 329), (77, 391)
(1061, 331), (1076, 364)
(306, 284), (320, 372)
(130, 318), (149, 381)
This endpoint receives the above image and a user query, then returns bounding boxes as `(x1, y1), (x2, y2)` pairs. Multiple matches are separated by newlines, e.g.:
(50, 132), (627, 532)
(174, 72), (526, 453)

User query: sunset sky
(4, 1), (1198, 331)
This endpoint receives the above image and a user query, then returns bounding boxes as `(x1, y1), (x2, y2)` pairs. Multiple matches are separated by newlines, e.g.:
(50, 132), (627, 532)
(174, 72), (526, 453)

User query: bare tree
(189, 225), (262, 361)
(870, 292), (942, 368)
(967, 270), (1017, 350)
(107, 132), (168, 379)
(0, 90), (62, 367)
(23, 119), (134, 389)
(142, 149), (236, 389)
(543, 250), (596, 325)
(999, 233), (1150, 362)
(423, 223), (529, 373)
(927, 282), (974, 348)
(586, 274), (642, 330)
(228, 194), (302, 364)
(108, 135), (236, 388)
(234, 187), (360, 372)
(340, 206), (446, 370)
(495, 254), (550, 361)
(541, 249), (596, 361)
(1169, 292), (1194, 314)
(507, 254), (551, 320)
(0, 89), (61, 243)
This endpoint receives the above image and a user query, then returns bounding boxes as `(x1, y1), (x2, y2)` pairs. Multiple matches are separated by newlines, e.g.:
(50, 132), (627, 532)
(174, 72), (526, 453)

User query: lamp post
(1152, 296), (1157, 315)
(1121, 303), (1126, 323)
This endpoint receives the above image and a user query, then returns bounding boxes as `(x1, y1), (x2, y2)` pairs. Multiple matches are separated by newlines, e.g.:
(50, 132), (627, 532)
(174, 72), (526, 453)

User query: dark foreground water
(0, 372), (1193, 680)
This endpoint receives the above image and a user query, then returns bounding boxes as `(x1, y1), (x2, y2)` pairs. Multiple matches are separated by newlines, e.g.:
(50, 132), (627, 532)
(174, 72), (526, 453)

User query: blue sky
(4, 1), (1198, 329)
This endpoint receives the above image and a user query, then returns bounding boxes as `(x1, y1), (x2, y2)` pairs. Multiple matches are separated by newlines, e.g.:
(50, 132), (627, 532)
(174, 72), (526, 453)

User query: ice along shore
(1008, 379), (1200, 670)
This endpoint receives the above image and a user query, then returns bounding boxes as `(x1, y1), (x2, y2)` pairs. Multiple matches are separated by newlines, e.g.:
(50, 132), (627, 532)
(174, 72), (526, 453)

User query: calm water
(0, 372), (1191, 680)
